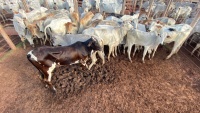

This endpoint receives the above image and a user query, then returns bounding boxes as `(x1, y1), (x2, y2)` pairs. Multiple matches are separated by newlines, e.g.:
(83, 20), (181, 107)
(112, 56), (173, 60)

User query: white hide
(155, 17), (176, 25)
(150, 23), (192, 59)
(99, 0), (123, 14)
(83, 22), (132, 60)
(18, 7), (48, 22)
(120, 13), (139, 22)
(90, 13), (103, 22)
(44, 18), (72, 42)
(27, 50), (38, 61)
(105, 16), (123, 23)
(171, 6), (192, 21)
(125, 29), (165, 63)
(184, 18), (200, 34)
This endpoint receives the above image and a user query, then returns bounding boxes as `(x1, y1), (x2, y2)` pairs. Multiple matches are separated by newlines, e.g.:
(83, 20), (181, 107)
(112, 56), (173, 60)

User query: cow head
(65, 22), (78, 34)
(87, 37), (102, 51)
(27, 24), (39, 37)
(158, 31), (168, 45)
(148, 21), (163, 32)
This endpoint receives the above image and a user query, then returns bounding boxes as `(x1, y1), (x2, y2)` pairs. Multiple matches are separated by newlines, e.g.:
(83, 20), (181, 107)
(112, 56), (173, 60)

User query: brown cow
(78, 12), (94, 33)
(64, 22), (78, 34)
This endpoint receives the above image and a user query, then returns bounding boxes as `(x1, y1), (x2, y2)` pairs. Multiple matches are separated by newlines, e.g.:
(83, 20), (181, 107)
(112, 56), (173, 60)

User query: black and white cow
(27, 37), (102, 92)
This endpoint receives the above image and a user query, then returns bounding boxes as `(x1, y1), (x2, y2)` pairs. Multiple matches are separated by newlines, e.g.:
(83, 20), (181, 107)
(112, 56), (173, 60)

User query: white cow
(120, 13), (140, 21)
(155, 17), (176, 25)
(149, 23), (192, 59)
(191, 43), (200, 57)
(82, 0), (100, 11)
(125, 28), (166, 63)
(18, 7), (48, 22)
(152, 3), (166, 18)
(99, 0), (123, 14)
(105, 16), (123, 23)
(44, 18), (72, 43)
(13, 14), (34, 49)
(170, 6), (192, 21)
(90, 13), (103, 22)
(184, 18), (200, 34)
(83, 22), (132, 60)
(27, 0), (41, 10)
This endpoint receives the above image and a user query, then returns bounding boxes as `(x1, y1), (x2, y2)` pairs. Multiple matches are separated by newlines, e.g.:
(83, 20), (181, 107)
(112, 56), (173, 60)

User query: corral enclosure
(0, 0), (200, 112)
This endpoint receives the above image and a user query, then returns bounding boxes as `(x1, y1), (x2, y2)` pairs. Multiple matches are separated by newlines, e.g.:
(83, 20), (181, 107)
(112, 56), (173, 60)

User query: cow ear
(88, 41), (93, 47)
(72, 24), (77, 27)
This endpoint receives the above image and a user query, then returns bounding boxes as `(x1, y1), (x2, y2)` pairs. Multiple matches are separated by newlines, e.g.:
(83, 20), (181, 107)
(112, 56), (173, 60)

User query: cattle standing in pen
(27, 37), (102, 92)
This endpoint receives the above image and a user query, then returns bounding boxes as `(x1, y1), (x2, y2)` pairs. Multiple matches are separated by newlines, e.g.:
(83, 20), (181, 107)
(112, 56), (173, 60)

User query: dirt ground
(0, 43), (200, 113)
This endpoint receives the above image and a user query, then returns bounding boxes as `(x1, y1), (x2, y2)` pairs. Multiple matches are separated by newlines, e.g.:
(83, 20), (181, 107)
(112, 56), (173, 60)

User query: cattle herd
(1, 0), (199, 92)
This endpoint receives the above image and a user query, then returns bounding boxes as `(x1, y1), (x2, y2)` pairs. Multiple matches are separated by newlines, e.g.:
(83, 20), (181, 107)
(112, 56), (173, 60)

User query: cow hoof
(51, 87), (57, 94)
(45, 84), (48, 88)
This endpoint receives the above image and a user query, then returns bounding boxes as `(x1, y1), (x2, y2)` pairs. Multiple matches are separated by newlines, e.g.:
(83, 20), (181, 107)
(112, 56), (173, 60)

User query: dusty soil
(0, 43), (200, 113)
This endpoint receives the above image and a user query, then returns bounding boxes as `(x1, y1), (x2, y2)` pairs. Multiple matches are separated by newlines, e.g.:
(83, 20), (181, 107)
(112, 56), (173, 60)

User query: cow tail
(44, 24), (51, 45)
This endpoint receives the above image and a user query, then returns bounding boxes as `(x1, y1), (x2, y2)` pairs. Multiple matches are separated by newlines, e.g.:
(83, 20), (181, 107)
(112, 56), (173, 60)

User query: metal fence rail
(181, 35), (200, 69)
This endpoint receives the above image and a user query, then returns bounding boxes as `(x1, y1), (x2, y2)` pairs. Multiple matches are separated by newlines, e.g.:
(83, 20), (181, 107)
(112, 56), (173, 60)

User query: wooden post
(121, 0), (126, 15)
(147, 0), (154, 18)
(190, 9), (200, 28)
(133, 0), (137, 12)
(74, 0), (79, 13)
(0, 25), (16, 50)
(21, 0), (30, 12)
(139, 0), (144, 11)
(44, 0), (49, 9)
(162, 0), (172, 17)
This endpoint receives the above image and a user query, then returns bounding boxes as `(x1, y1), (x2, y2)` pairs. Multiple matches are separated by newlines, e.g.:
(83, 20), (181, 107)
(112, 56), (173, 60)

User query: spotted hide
(27, 38), (102, 92)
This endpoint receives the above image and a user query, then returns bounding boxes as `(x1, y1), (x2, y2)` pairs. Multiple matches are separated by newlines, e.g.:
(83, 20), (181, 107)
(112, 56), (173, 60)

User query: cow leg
(111, 46), (115, 58)
(108, 45), (114, 61)
(147, 49), (152, 60)
(175, 45), (182, 54)
(123, 44), (127, 54)
(142, 46), (149, 63)
(40, 38), (43, 45)
(115, 46), (118, 56)
(0, 14), (5, 23)
(88, 52), (97, 70)
(117, 45), (121, 54)
(34, 38), (38, 44)
(97, 51), (105, 64)
(166, 41), (181, 59)
(46, 62), (56, 91)
(127, 44), (133, 62)
(20, 37), (26, 49)
(28, 56), (56, 91)
(133, 45), (138, 57)
(191, 43), (200, 55)
(152, 46), (158, 58)
(80, 58), (89, 68)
